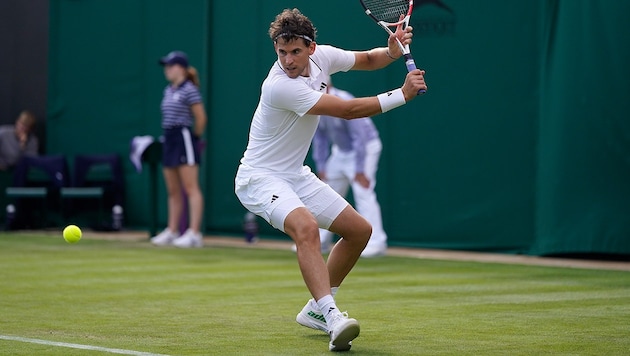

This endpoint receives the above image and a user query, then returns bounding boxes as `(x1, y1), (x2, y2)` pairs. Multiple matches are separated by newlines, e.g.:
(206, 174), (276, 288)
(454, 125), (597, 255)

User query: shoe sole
(329, 320), (360, 351)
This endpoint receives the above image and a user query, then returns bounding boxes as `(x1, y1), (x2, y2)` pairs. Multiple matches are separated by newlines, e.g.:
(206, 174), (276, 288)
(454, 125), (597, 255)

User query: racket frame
(360, 0), (416, 72)
(360, 0), (425, 94)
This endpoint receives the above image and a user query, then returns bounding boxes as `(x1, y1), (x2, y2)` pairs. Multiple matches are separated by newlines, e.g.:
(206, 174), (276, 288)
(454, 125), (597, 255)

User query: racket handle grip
(403, 54), (426, 95)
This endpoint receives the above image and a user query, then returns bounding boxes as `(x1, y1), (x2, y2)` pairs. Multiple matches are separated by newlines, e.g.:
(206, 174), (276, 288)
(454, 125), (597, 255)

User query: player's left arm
(307, 68), (426, 119)
(352, 24), (413, 71)
(307, 94), (382, 119)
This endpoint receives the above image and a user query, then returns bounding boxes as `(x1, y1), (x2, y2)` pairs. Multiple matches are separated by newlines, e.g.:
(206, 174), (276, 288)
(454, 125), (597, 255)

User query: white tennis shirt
(239, 45), (355, 173)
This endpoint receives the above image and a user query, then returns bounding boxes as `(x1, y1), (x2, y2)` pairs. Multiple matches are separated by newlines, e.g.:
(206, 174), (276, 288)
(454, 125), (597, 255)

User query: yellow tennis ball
(63, 225), (82, 244)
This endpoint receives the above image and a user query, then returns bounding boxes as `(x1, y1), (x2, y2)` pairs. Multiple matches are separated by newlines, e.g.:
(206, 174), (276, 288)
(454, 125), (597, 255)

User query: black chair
(5, 155), (69, 228)
(61, 154), (125, 229)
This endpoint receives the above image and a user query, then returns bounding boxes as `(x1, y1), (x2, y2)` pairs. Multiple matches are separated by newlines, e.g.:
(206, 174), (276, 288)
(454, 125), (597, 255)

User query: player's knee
(295, 221), (319, 241)
(360, 222), (372, 244)
(345, 218), (371, 247)
(293, 227), (322, 253)
(286, 217), (319, 244)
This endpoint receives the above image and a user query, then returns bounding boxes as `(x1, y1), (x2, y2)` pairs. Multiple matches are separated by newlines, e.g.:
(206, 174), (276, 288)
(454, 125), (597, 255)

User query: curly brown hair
(268, 8), (317, 45)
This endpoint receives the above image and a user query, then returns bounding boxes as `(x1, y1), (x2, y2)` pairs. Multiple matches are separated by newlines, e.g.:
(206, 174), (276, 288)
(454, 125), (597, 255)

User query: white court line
(0, 335), (170, 356)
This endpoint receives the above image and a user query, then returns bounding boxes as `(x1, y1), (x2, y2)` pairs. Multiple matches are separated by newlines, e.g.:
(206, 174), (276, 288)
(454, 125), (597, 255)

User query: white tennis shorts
(235, 165), (348, 233)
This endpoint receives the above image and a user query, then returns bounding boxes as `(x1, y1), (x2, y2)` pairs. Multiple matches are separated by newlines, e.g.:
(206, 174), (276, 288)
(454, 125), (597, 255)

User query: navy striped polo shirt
(160, 80), (202, 128)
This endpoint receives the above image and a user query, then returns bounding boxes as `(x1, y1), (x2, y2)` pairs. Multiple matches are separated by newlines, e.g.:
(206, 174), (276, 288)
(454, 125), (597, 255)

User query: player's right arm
(306, 70), (427, 119)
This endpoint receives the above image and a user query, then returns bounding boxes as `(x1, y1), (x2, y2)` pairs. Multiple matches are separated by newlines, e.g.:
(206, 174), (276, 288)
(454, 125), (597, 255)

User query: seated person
(0, 110), (39, 170)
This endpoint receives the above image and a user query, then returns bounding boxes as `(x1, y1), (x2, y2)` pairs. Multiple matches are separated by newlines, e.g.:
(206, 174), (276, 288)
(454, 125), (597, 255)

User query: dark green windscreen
(47, 0), (630, 256)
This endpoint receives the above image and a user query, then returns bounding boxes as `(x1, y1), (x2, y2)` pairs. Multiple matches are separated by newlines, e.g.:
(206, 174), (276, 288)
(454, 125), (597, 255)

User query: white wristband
(377, 88), (406, 113)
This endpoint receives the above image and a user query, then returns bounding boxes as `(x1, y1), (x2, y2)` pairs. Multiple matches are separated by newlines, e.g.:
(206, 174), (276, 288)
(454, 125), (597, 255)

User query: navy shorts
(162, 127), (201, 168)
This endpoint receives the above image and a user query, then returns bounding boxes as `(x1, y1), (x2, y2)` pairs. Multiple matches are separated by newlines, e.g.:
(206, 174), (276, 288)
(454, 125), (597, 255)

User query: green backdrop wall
(46, 0), (630, 256)
(48, 0), (210, 233)
(533, 0), (630, 255)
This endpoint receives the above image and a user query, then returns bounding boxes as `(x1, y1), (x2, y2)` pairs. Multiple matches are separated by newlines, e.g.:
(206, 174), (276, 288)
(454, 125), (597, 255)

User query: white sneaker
(327, 312), (360, 352)
(360, 244), (386, 258)
(296, 299), (328, 333)
(173, 229), (203, 248)
(150, 228), (179, 246)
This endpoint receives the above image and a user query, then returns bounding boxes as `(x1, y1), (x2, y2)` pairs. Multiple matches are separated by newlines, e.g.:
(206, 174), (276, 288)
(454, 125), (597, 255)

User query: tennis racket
(359, 0), (425, 94)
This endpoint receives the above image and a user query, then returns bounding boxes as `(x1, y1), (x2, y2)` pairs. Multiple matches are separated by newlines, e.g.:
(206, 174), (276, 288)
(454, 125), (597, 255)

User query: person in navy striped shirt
(151, 51), (207, 248)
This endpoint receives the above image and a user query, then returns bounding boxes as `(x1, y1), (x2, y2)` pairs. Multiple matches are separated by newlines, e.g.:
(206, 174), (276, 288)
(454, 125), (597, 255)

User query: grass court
(0, 232), (628, 355)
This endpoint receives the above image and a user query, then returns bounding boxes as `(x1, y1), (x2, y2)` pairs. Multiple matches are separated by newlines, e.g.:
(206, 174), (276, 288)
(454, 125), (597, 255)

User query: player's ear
(308, 42), (316, 55)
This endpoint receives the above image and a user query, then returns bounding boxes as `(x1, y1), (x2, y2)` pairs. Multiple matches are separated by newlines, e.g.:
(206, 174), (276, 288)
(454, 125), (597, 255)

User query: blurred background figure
(0, 110), (39, 171)
(243, 211), (259, 244)
(311, 79), (388, 258)
(150, 51), (207, 248)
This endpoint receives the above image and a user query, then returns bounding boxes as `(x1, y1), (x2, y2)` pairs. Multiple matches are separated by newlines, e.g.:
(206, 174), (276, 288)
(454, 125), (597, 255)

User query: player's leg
(317, 183), (346, 250)
(314, 203), (366, 351)
(294, 169), (370, 288)
(325, 205), (371, 287)
(290, 169), (361, 346)
(235, 171), (332, 300)
(319, 149), (351, 252)
(286, 205), (361, 351)
(284, 207), (331, 300)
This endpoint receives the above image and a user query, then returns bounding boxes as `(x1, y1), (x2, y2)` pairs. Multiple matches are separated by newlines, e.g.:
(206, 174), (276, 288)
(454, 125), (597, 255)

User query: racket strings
(363, 0), (409, 23)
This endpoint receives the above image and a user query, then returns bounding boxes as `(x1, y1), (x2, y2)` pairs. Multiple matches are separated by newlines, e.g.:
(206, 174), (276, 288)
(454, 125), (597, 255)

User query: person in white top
(235, 8), (427, 352)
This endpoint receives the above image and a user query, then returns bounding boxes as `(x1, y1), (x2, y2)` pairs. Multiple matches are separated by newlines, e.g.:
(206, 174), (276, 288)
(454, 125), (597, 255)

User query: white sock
(316, 295), (340, 322)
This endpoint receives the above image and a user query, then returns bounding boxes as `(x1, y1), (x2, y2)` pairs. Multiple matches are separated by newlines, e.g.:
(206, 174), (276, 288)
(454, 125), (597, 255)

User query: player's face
(274, 38), (316, 79)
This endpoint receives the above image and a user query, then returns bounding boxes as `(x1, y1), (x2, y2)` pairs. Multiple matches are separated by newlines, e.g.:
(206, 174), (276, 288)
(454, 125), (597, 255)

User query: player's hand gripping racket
(359, 0), (426, 95)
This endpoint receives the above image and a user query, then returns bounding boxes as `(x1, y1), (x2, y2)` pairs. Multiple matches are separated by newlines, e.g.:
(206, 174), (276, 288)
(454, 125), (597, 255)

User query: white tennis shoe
(150, 228), (179, 246)
(173, 229), (203, 248)
(296, 299), (328, 333)
(327, 312), (360, 352)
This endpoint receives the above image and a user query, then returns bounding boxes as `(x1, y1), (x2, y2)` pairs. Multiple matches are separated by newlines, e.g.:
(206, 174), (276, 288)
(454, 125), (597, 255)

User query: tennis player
(234, 9), (426, 351)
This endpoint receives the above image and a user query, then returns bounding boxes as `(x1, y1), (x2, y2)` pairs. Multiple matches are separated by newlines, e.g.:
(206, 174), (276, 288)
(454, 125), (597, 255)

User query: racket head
(360, 0), (413, 25)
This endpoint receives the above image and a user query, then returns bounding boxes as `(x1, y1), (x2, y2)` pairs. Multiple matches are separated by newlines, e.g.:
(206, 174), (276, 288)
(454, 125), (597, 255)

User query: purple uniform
(160, 80), (203, 167)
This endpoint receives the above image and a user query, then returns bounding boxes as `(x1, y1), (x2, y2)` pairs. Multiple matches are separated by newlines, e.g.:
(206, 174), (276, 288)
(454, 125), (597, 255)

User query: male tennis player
(235, 8), (427, 352)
